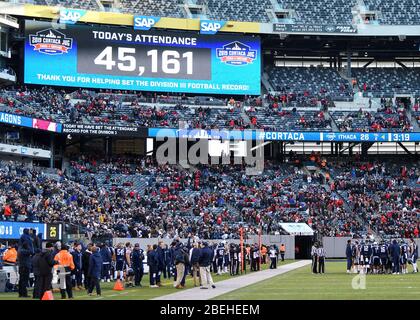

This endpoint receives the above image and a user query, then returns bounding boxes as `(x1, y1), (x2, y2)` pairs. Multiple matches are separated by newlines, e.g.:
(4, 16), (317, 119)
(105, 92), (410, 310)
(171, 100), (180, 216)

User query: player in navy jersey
(113, 243), (126, 281)
(125, 242), (134, 287)
(361, 242), (372, 274)
(223, 243), (230, 274)
(229, 244), (240, 276)
(215, 242), (225, 275)
(107, 244), (115, 281)
(371, 242), (381, 274)
(391, 239), (401, 274)
(409, 239), (418, 273)
(386, 241), (393, 273)
(379, 242), (389, 274)
(400, 240), (409, 274)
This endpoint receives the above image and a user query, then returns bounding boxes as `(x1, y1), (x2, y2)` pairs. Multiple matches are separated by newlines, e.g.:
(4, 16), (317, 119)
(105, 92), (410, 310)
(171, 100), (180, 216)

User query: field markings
(153, 260), (311, 300)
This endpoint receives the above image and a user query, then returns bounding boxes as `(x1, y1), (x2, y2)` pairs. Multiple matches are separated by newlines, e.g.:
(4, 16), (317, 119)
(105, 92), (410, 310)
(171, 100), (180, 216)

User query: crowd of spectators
(332, 98), (413, 132)
(1, 156), (417, 241)
(353, 68), (420, 98)
(329, 161), (419, 239)
(246, 107), (332, 131)
(0, 85), (418, 132)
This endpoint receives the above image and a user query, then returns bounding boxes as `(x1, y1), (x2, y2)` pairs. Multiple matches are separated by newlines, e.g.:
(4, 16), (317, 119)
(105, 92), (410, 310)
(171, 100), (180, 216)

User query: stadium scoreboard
(24, 20), (261, 95)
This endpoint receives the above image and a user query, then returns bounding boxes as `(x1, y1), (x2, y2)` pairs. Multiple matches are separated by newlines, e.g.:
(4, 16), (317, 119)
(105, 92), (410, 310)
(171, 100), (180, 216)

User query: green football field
(214, 261), (420, 300)
(0, 260), (291, 300)
(1, 260), (418, 300)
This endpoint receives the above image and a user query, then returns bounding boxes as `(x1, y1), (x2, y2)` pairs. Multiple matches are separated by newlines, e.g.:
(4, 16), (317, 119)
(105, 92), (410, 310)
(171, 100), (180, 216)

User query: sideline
(153, 260), (312, 300)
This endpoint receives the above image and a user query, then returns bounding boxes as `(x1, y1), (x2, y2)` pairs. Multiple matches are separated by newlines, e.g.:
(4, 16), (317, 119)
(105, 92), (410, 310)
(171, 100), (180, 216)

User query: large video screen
(24, 20), (261, 95)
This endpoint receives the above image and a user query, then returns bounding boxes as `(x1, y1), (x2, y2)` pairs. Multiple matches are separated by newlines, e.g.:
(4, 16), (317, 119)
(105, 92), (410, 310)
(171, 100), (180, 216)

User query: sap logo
(200, 20), (226, 34)
(134, 16), (160, 30)
(59, 9), (86, 24)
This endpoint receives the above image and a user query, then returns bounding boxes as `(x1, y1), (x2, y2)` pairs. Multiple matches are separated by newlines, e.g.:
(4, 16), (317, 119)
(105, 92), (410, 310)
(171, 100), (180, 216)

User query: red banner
(34, 43), (69, 53)
(220, 56), (253, 63)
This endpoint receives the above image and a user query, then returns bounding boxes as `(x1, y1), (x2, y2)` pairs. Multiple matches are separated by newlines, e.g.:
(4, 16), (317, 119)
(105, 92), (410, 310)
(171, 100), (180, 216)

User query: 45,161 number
(93, 46), (194, 76)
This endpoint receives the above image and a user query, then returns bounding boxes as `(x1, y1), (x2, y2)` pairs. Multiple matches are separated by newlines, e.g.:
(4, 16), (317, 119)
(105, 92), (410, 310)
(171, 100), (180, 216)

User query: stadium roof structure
(1, 3), (420, 37)
(279, 223), (314, 236)
(0, 4), (260, 34)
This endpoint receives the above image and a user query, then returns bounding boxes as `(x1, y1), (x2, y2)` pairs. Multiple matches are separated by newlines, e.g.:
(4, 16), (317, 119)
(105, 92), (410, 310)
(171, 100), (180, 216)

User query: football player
(352, 240), (360, 273)
(215, 242), (225, 275)
(400, 240), (409, 274)
(371, 242), (381, 274)
(230, 244), (240, 275)
(113, 243), (126, 281)
(125, 242), (134, 287)
(223, 242), (230, 274)
(409, 238), (418, 273)
(379, 241), (389, 274)
(360, 241), (372, 274)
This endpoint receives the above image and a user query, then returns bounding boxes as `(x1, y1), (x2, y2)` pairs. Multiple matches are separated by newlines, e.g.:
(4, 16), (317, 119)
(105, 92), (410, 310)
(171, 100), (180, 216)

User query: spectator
(36, 242), (57, 300)
(87, 246), (103, 296)
(17, 228), (34, 298)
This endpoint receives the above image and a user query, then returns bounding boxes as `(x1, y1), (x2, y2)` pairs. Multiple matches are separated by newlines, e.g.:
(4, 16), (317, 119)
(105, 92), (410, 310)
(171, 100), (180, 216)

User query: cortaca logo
(59, 8), (86, 24)
(29, 29), (73, 55)
(200, 20), (226, 34)
(325, 132), (336, 141)
(134, 16), (160, 30)
(216, 41), (257, 66)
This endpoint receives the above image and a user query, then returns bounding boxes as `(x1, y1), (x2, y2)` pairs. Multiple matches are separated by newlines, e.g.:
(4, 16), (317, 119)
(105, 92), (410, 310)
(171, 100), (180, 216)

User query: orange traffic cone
(113, 279), (124, 291)
(41, 291), (54, 300)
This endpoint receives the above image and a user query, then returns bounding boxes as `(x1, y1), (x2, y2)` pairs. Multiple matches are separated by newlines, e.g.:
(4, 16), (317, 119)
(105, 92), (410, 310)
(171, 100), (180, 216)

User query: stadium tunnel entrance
(294, 236), (313, 259)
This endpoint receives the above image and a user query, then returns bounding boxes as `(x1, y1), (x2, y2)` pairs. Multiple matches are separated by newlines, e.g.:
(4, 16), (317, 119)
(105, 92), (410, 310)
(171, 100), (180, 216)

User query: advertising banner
(273, 24), (357, 34)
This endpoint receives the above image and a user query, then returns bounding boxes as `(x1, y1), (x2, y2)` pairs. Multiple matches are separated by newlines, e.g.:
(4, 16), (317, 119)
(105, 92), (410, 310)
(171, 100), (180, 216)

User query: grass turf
(213, 260), (420, 300)
(0, 260), (293, 300)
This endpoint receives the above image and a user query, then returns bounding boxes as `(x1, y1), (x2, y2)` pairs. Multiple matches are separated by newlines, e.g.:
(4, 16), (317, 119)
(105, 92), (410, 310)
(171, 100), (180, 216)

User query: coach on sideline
(199, 242), (216, 290)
